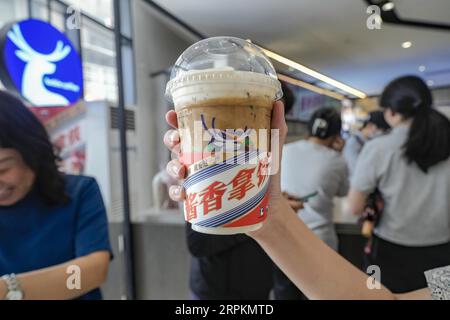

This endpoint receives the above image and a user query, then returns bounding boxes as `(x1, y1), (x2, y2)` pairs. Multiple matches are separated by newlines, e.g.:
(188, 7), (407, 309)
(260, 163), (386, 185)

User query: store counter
(102, 203), (365, 299)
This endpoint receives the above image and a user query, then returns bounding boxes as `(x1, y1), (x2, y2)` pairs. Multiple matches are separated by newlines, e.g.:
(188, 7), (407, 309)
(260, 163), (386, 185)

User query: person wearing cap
(273, 107), (349, 299)
(343, 111), (391, 177)
(282, 107), (348, 249)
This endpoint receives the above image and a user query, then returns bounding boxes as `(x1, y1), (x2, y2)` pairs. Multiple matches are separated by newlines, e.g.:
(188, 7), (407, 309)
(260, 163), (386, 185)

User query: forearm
(0, 251), (109, 300)
(395, 288), (431, 300)
(348, 189), (367, 215)
(253, 200), (395, 300)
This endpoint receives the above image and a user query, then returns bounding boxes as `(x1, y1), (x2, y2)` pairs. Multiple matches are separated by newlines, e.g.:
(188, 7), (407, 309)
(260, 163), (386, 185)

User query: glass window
(122, 42), (135, 106)
(0, 0), (28, 28)
(50, 1), (67, 32)
(31, 0), (49, 21)
(119, 0), (132, 38)
(0, 0), (27, 90)
(62, 0), (114, 28)
(81, 19), (118, 103)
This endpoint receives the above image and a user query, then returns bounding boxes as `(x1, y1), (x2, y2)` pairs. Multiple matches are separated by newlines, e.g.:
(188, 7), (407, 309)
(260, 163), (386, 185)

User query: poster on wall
(45, 101), (87, 175)
(52, 118), (87, 175)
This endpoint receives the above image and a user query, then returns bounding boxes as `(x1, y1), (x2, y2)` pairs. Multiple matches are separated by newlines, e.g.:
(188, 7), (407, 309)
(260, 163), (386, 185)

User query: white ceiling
(152, 0), (450, 96)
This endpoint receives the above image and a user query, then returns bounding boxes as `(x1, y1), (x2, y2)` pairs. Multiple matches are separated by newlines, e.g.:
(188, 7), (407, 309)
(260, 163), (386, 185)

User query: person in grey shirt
(274, 107), (348, 299)
(343, 111), (390, 177)
(282, 107), (348, 249)
(349, 76), (450, 293)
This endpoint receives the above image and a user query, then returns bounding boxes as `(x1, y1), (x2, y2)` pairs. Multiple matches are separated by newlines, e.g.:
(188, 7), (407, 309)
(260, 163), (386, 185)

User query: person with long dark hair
(348, 75), (450, 293)
(0, 91), (112, 300)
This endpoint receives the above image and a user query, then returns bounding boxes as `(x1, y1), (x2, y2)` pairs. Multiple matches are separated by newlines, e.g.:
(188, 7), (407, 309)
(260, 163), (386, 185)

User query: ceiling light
(248, 40), (367, 99)
(418, 65), (426, 72)
(278, 74), (345, 101)
(402, 41), (412, 49)
(382, 2), (395, 11)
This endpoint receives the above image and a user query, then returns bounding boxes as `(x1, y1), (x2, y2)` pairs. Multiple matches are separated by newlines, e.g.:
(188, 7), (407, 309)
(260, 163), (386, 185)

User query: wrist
(1, 274), (24, 300)
(250, 198), (293, 242)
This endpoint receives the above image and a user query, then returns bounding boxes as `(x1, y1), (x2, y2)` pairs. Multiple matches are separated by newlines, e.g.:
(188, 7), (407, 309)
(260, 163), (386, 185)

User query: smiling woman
(0, 90), (67, 206)
(0, 90), (112, 300)
(0, 149), (35, 206)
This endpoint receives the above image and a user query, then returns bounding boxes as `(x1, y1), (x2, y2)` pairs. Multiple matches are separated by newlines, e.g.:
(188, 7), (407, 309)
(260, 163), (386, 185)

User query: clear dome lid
(165, 37), (282, 102)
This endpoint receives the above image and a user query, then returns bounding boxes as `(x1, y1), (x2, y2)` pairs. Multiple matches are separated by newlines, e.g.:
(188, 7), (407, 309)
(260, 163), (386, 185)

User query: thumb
(271, 100), (288, 149)
(269, 100), (287, 194)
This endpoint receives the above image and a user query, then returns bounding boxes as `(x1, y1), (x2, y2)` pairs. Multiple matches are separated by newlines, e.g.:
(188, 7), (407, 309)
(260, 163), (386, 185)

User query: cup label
(182, 151), (269, 229)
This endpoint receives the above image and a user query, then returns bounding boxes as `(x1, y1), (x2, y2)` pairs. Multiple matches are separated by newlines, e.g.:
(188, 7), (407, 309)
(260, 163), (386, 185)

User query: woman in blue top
(0, 91), (112, 300)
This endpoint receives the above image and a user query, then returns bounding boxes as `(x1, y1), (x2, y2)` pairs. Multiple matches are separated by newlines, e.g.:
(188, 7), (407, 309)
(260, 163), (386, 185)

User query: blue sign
(0, 19), (83, 107)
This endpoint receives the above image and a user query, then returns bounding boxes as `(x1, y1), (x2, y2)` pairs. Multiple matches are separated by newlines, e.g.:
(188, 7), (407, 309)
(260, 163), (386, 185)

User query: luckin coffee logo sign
(0, 19), (83, 107)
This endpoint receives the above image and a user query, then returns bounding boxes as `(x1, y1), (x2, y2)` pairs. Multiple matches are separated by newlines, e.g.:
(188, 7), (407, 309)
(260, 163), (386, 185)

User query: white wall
(132, 0), (196, 216)
(434, 87), (450, 119)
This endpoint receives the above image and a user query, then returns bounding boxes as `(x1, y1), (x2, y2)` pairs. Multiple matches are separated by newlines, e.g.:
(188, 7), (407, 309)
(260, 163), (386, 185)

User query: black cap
(308, 107), (342, 139)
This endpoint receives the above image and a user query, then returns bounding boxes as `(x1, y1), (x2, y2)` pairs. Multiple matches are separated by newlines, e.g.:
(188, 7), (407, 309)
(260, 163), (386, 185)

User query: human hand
(163, 100), (291, 238)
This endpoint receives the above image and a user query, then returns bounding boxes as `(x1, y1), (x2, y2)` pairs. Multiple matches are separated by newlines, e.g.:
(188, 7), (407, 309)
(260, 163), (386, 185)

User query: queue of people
(1, 73), (449, 300)
(164, 75), (450, 300)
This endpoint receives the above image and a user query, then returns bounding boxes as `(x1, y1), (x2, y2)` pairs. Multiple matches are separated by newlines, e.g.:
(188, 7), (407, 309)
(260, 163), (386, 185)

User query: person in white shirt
(274, 107), (348, 299)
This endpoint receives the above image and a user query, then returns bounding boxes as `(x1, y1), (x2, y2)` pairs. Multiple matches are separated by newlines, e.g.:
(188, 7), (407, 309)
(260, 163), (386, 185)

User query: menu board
(285, 84), (341, 122)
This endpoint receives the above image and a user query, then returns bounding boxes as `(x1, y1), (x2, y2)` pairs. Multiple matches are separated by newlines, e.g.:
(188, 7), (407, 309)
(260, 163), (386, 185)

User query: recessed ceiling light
(418, 65), (426, 72)
(278, 74), (345, 101)
(382, 2), (395, 11)
(426, 80), (434, 86)
(402, 41), (412, 49)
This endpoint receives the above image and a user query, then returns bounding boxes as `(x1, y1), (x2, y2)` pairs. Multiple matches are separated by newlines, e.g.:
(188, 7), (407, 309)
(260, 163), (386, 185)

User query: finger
(170, 142), (182, 160)
(268, 100), (287, 189)
(290, 195), (303, 201)
(169, 185), (185, 202)
(166, 159), (187, 179)
(165, 110), (178, 129)
(163, 129), (180, 150)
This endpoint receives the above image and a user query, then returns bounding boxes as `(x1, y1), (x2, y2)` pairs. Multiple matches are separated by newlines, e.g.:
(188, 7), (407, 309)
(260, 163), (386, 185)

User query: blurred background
(0, 0), (449, 299)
